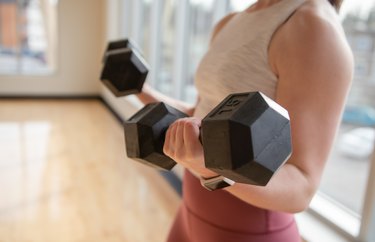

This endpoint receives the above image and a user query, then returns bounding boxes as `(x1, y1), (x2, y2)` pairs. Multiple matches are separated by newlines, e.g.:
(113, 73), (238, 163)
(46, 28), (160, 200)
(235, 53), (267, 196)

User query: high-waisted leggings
(167, 170), (301, 242)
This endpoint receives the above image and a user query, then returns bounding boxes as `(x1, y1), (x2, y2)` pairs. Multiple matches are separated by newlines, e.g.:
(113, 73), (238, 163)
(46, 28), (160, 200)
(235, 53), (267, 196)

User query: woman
(137, 0), (353, 241)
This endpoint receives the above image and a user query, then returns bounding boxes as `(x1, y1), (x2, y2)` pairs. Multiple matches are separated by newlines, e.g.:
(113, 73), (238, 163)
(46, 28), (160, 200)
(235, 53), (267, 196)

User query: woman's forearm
(223, 163), (316, 213)
(136, 84), (196, 116)
(162, 116), (316, 213)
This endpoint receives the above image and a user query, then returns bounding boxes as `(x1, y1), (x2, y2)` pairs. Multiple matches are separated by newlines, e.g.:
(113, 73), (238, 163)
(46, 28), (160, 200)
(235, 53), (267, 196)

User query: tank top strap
(259, 0), (307, 42)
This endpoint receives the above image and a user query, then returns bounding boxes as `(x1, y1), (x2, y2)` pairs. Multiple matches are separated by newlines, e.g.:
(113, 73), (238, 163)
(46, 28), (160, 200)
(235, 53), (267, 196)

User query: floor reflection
(0, 100), (179, 242)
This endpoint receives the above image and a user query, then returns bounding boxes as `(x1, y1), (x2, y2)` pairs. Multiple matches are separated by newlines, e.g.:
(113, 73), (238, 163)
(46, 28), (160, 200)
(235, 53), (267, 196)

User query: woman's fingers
(174, 120), (185, 150)
(183, 118), (202, 154)
(164, 121), (176, 156)
(163, 117), (202, 161)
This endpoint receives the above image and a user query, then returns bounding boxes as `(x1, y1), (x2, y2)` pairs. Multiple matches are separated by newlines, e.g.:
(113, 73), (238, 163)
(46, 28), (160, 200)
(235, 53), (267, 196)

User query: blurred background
(0, 0), (374, 241)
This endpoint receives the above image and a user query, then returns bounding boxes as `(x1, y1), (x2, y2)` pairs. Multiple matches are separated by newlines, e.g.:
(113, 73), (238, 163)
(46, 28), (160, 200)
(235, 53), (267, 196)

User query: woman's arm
(164, 2), (353, 213)
(136, 84), (196, 116)
(223, 3), (354, 212)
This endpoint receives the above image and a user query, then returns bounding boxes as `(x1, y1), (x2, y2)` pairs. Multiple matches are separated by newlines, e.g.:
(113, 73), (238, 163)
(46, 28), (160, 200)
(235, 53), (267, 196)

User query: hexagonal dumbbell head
(124, 102), (188, 170)
(201, 92), (292, 186)
(100, 39), (149, 97)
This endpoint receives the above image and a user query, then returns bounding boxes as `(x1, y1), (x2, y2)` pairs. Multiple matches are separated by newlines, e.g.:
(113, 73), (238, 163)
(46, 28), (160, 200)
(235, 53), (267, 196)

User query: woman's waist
(183, 170), (295, 234)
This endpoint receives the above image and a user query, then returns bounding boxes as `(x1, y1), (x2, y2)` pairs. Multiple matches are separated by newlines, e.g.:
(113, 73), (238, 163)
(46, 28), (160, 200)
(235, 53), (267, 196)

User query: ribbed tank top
(194, 0), (306, 119)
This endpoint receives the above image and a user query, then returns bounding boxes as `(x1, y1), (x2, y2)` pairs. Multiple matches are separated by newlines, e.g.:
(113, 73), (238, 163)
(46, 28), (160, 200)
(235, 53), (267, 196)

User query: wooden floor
(0, 99), (180, 242)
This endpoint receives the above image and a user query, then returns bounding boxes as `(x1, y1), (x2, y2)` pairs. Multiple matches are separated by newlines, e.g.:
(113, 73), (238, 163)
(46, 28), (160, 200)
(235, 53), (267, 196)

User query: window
(120, 0), (177, 98)
(315, 2), (375, 239)
(0, 0), (57, 75)
(184, 0), (215, 102)
(119, 1), (375, 240)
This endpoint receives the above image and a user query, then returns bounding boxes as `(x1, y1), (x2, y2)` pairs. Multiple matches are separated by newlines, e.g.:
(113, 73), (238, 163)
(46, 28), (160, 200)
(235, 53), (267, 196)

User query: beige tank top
(194, 0), (306, 118)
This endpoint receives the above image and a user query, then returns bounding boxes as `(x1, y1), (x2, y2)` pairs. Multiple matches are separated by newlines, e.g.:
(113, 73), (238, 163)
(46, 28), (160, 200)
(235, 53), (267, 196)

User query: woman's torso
(186, 0), (307, 238)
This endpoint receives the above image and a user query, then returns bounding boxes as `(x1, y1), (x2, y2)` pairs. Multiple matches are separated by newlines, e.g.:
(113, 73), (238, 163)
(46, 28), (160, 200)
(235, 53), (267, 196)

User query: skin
(137, 0), (353, 213)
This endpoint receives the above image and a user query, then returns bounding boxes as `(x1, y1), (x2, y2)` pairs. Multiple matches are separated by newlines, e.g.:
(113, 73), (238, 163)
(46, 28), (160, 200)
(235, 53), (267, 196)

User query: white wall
(0, 0), (106, 96)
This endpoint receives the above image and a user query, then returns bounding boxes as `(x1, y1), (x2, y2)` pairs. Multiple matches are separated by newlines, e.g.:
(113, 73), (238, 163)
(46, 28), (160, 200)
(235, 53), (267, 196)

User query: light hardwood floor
(0, 99), (180, 242)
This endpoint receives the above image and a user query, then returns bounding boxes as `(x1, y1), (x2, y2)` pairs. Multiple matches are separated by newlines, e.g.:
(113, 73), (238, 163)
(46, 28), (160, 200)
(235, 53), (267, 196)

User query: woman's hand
(163, 117), (217, 177)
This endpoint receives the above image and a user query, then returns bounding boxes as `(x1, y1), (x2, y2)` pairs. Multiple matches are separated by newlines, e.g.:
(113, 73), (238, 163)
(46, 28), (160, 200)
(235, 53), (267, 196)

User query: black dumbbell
(201, 92), (291, 186)
(124, 102), (188, 170)
(100, 39), (149, 97)
(124, 92), (291, 186)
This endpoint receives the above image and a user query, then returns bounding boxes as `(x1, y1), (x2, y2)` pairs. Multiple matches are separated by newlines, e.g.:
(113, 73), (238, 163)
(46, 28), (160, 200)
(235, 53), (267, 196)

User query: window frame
(173, 0), (190, 99)
(357, 151), (375, 241)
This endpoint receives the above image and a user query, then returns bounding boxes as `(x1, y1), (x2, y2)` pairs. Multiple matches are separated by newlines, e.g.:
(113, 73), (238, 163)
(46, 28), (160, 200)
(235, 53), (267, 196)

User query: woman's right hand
(163, 117), (218, 178)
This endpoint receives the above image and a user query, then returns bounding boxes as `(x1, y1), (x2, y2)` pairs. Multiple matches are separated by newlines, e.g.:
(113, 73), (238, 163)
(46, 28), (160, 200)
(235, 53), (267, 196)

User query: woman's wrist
(188, 165), (236, 191)
(199, 169), (220, 179)
(188, 167), (217, 179)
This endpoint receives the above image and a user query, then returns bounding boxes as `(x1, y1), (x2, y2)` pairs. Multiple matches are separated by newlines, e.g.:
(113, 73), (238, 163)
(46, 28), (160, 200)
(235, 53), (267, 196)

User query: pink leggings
(167, 171), (301, 242)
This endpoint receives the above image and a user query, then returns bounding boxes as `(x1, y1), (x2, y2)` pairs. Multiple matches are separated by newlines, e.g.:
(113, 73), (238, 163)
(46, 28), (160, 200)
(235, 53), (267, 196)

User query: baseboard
(98, 96), (125, 124)
(0, 95), (101, 100)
